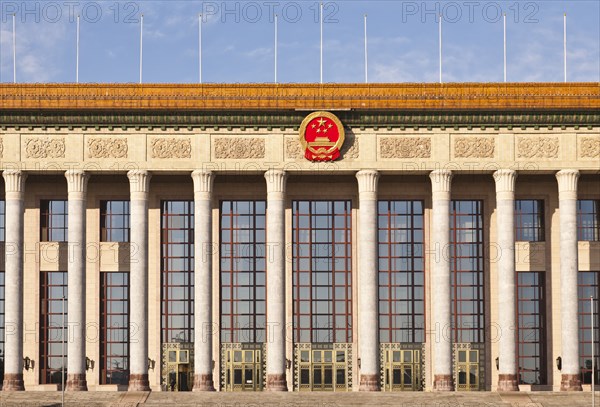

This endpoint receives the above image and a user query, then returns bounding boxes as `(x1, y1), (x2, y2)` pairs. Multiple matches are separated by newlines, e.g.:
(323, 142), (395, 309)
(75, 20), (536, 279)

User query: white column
(356, 170), (381, 391)
(264, 169), (288, 391)
(2, 170), (26, 391)
(191, 170), (216, 391)
(65, 170), (90, 391)
(127, 170), (151, 391)
(556, 169), (582, 391)
(493, 169), (519, 391)
(429, 169), (454, 391)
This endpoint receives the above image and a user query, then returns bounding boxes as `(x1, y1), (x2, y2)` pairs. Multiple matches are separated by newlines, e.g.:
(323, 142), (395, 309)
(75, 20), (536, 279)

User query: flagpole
(274, 14), (278, 83)
(563, 13), (567, 83)
(76, 15), (80, 83)
(139, 14), (143, 84)
(198, 13), (202, 84)
(364, 14), (368, 84)
(13, 13), (16, 83)
(503, 13), (507, 83)
(438, 13), (442, 84)
(320, 2), (323, 84)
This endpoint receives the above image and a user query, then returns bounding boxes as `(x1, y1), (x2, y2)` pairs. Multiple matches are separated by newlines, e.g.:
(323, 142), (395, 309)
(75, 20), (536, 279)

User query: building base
(560, 374), (583, 391)
(266, 374), (288, 391)
(433, 374), (454, 391)
(192, 374), (216, 392)
(66, 373), (88, 391)
(497, 374), (519, 391)
(2, 374), (25, 391)
(128, 374), (150, 392)
(359, 374), (381, 391)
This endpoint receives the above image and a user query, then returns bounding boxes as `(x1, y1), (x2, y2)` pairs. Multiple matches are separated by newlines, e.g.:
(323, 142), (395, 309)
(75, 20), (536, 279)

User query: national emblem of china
(299, 111), (345, 161)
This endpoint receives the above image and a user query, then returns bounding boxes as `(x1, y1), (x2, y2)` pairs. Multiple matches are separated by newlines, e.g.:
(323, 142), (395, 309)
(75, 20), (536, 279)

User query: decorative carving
(87, 138), (128, 159)
(25, 137), (65, 158)
(380, 137), (431, 158)
(285, 138), (303, 159)
(454, 137), (495, 158)
(517, 136), (559, 158)
(580, 137), (600, 158)
(151, 138), (191, 159)
(341, 135), (359, 159)
(214, 138), (265, 159)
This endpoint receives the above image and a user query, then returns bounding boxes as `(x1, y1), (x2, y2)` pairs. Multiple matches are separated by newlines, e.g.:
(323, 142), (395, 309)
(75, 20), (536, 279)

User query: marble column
(494, 169), (519, 391)
(556, 169), (582, 391)
(264, 169), (288, 391)
(429, 169), (454, 391)
(356, 170), (381, 391)
(191, 170), (216, 391)
(2, 170), (27, 391)
(65, 170), (90, 391)
(127, 170), (151, 391)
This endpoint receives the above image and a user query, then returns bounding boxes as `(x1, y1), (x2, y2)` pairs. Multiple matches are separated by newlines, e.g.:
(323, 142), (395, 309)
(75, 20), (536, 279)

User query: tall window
(220, 201), (266, 343)
(515, 200), (545, 241)
(578, 271), (600, 385)
(100, 272), (129, 385)
(378, 200), (425, 344)
(578, 200), (600, 241)
(0, 270), (4, 385)
(100, 201), (130, 242)
(451, 200), (485, 343)
(40, 271), (67, 385)
(293, 201), (352, 343)
(516, 272), (546, 385)
(161, 201), (194, 344)
(40, 200), (68, 242)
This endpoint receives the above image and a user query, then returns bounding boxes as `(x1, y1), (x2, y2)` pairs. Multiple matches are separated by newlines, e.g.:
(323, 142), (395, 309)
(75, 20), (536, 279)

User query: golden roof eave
(1, 82), (599, 111)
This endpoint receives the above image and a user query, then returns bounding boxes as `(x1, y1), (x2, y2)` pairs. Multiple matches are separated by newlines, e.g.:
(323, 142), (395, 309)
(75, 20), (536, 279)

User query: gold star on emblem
(328, 123), (333, 128)
(316, 128), (321, 133)
(311, 124), (317, 129)
(317, 118), (327, 127)
(323, 128), (328, 133)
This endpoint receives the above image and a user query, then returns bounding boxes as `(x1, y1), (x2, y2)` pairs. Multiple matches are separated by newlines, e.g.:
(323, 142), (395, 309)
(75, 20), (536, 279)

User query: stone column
(192, 170), (216, 391)
(2, 170), (27, 391)
(356, 170), (381, 391)
(127, 170), (151, 391)
(494, 169), (519, 391)
(264, 169), (288, 391)
(65, 170), (90, 391)
(556, 169), (582, 391)
(429, 170), (454, 391)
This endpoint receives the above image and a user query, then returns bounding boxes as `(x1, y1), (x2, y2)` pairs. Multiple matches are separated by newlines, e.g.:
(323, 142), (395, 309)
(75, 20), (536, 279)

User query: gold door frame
(294, 343), (352, 392)
(453, 343), (485, 391)
(161, 342), (194, 392)
(380, 343), (425, 391)
(220, 343), (265, 391)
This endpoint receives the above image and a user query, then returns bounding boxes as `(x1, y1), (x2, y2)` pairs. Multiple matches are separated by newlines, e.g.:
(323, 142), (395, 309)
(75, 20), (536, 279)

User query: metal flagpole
(199, 13), (202, 84)
(503, 13), (507, 83)
(593, 295), (596, 407)
(320, 2), (323, 84)
(76, 15), (80, 83)
(139, 14), (144, 84)
(13, 13), (16, 83)
(62, 296), (66, 406)
(563, 13), (567, 83)
(274, 14), (278, 83)
(364, 14), (368, 84)
(438, 13), (442, 84)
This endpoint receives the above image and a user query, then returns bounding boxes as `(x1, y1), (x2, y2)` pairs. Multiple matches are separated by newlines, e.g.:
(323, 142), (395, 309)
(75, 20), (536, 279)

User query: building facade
(0, 83), (599, 392)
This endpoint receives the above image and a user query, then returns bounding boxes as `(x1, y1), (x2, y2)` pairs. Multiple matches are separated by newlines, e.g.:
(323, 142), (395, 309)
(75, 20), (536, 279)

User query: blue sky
(0, 0), (598, 83)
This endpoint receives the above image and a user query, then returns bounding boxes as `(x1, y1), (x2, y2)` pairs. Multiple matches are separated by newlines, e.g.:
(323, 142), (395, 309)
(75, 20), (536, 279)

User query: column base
(192, 374), (216, 392)
(433, 374), (454, 391)
(66, 373), (88, 391)
(560, 374), (583, 391)
(497, 374), (519, 391)
(266, 374), (288, 391)
(128, 374), (150, 391)
(2, 374), (25, 391)
(359, 374), (381, 391)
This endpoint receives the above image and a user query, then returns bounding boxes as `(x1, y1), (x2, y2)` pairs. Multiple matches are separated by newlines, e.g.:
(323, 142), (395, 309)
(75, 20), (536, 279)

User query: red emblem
(299, 111), (345, 161)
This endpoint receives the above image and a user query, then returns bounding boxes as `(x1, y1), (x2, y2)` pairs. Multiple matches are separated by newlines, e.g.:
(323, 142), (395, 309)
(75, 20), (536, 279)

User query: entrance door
(162, 343), (194, 392)
(222, 344), (264, 391)
(295, 345), (351, 391)
(456, 349), (479, 391)
(382, 348), (422, 391)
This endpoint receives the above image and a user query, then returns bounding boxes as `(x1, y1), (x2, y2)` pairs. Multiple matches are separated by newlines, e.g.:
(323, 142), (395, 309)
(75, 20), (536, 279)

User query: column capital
(191, 170), (215, 200)
(356, 170), (380, 198)
(2, 170), (27, 200)
(65, 170), (90, 199)
(493, 169), (517, 200)
(556, 169), (580, 200)
(429, 170), (453, 198)
(127, 170), (151, 198)
(264, 169), (287, 198)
